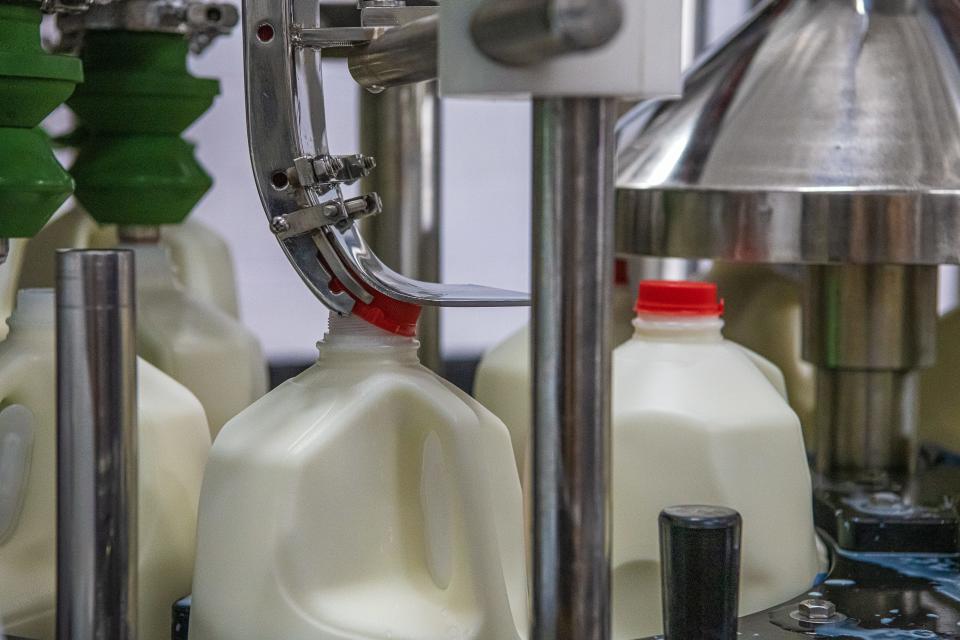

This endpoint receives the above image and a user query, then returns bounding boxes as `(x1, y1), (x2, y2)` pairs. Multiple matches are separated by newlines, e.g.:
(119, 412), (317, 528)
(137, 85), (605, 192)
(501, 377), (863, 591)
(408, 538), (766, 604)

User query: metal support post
(803, 264), (938, 474)
(531, 97), (617, 640)
(56, 249), (138, 640)
(360, 80), (442, 373)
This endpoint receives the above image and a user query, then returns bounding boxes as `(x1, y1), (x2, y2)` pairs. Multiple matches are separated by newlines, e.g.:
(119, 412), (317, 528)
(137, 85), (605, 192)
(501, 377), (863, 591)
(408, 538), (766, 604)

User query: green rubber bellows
(0, 2), (82, 237)
(69, 31), (220, 226)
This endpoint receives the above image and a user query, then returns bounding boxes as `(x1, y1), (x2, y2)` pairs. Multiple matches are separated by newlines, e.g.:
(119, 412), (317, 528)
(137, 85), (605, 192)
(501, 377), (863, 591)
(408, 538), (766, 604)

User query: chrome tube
(531, 97), (616, 640)
(56, 249), (138, 640)
(471, 0), (623, 67)
(803, 264), (937, 474)
(348, 14), (437, 91)
(360, 81), (442, 373)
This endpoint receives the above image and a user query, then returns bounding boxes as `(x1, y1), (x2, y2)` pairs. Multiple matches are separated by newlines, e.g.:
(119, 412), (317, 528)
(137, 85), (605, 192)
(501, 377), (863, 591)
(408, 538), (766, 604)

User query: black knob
(659, 505), (742, 640)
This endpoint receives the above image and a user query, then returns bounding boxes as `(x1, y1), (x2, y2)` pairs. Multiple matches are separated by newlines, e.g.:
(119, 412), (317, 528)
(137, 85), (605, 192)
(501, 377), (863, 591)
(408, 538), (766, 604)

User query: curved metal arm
(243, 0), (529, 313)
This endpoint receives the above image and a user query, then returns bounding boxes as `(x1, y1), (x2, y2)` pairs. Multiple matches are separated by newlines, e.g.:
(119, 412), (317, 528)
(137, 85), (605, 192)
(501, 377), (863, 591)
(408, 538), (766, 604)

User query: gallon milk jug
(475, 259), (636, 474)
(708, 262), (816, 449)
(0, 289), (211, 640)
(612, 281), (821, 640)
(921, 308), (960, 452)
(20, 205), (241, 317)
(126, 241), (267, 437)
(191, 310), (528, 640)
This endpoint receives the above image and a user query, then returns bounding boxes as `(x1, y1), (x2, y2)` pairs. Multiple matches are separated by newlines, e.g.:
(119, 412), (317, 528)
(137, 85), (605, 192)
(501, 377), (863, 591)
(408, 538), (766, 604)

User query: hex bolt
(797, 599), (836, 621)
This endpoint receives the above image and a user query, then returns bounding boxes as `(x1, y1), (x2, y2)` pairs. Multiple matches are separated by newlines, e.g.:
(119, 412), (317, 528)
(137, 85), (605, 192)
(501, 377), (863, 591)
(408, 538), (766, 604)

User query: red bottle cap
(635, 280), (724, 317)
(329, 277), (422, 337)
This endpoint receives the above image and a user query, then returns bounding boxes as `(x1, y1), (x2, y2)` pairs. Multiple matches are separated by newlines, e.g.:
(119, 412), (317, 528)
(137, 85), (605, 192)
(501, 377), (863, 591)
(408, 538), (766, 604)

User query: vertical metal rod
(56, 249), (138, 640)
(531, 97), (617, 640)
(360, 81), (443, 373)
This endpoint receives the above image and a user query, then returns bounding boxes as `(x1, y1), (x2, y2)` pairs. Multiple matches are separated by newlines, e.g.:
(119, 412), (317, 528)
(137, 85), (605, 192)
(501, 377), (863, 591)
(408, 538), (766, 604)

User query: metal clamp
(58, 0), (238, 52)
(271, 194), (382, 239)
(292, 154), (376, 193)
(243, 0), (528, 313)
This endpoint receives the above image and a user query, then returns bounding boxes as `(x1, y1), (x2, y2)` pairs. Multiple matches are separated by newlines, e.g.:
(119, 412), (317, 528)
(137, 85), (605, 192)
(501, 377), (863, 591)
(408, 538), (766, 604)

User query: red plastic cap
(329, 278), (422, 337)
(635, 280), (724, 317)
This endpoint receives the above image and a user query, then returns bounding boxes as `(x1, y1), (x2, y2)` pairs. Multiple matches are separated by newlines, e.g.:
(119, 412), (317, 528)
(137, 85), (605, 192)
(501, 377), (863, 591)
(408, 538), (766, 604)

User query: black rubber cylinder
(659, 505), (742, 640)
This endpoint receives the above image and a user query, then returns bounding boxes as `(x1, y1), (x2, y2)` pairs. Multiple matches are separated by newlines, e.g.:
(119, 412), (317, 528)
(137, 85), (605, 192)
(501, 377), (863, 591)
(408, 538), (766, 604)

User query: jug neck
(631, 314), (724, 343)
(6, 288), (55, 335)
(119, 241), (179, 290)
(318, 313), (420, 364)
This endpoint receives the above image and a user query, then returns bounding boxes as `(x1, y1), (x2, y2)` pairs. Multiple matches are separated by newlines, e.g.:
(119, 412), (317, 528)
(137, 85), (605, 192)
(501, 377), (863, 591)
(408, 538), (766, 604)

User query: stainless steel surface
(614, 0), (960, 265)
(58, 0), (238, 53)
(803, 265), (937, 370)
(243, 0), (527, 312)
(348, 14), (437, 91)
(804, 265), (937, 473)
(816, 370), (919, 474)
(360, 81), (443, 371)
(56, 249), (137, 640)
(470, 0), (623, 67)
(531, 97), (616, 640)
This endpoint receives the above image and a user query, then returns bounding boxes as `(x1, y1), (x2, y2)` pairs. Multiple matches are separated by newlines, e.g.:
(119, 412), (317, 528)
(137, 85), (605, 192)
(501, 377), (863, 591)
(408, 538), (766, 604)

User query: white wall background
(184, 0), (753, 362)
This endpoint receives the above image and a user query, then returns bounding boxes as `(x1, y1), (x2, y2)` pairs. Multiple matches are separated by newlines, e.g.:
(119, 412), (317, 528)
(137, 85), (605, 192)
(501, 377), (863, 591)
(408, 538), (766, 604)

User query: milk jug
(611, 281), (821, 639)
(190, 311), (528, 640)
(920, 309), (960, 452)
(0, 289), (211, 640)
(708, 263), (816, 449)
(126, 241), (267, 438)
(474, 259), (636, 474)
(20, 205), (241, 317)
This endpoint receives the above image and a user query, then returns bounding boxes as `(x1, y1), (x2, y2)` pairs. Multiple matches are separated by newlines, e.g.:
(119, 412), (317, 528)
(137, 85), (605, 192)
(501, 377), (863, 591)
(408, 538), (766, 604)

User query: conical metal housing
(615, 0), (960, 264)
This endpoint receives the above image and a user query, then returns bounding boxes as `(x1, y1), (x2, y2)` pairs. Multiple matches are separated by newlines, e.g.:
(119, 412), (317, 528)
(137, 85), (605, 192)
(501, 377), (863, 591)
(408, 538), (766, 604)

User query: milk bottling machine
(7, 0), (960, 639)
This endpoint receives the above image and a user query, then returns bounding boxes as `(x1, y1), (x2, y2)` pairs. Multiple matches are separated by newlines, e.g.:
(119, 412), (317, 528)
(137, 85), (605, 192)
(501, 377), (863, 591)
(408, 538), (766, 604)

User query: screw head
(270, 216), (290, 234)
(798, 599), (836, 620)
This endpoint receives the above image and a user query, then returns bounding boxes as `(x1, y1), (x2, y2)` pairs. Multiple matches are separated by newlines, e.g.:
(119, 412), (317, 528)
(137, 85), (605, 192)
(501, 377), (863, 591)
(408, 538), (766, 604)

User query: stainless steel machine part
(531, 97), (616, 640)
(804, 265), (938, 473)
(360, 80), (442, 372)
(614, 0), (960, 265)
(470, 0), (623, 67)
(348, 14), (437, 91)
(56, 249), (138, 640)
(244, 0), (528, 310)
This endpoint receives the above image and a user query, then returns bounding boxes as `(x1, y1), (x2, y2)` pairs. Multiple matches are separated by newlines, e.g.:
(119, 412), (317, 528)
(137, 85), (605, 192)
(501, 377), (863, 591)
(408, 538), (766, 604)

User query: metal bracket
(292, 154), (376, 193)
(58, 0), (238, 52)
(243, 0), (529, 312)
(271, 194), (382, 239)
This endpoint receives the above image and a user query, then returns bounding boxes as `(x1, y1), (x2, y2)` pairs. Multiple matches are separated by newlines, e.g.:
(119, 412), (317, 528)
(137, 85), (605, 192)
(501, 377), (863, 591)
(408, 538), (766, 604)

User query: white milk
(921, 308), (960, 451)
(191, 314), (528, 640)
(708, 263), (816, 448)
(126, 242), (267, 438)
(474, 262), (636, 474)
(611, 280), (821, 639)
(0, 289), (211, 640)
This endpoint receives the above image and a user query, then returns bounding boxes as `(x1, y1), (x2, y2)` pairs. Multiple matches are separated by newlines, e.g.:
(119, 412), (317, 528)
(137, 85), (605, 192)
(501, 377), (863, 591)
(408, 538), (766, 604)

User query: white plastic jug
(0, 289), (211, 640)
(708, 263), (816, 448)
(190, 311), (528, 640)
(20, 205), (241, 317)
(474, 259), (636, 474)
(921, 308), (960, 452)
(611, 281), (821, 639)
(127, 242), (267, 438)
